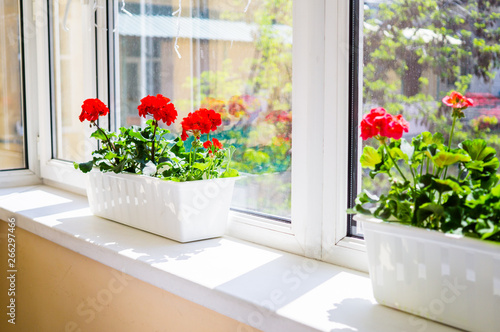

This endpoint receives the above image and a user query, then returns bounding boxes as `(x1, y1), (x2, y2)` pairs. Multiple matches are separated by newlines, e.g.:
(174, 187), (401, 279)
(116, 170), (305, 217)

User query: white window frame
(0, 0), (41, 188)
(227, 0), (367, 272)
(36, 0), (99, 195)
(31, 0), (367, 272)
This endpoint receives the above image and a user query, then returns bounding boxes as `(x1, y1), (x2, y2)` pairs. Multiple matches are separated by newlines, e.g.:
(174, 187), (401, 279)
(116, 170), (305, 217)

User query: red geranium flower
(79, 98), (109, 122)
(212, 138), (223, 149)
(384, 114), (410, 140)
(442, 91), (474, 109)
(204, 138), (223, 150)
(360, 107), (409, 140)
(203, 140), (212, 149)
(181, 108), (222, 141)
(137, 94), (177, 126)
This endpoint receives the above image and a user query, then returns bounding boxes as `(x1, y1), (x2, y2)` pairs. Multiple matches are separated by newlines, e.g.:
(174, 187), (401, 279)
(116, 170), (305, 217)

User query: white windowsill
(0, 185), (459, 332)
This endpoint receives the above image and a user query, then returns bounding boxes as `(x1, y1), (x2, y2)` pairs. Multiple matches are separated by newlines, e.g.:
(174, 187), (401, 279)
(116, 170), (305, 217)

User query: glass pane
(50, 0), (96, 162)
(115, 0), (293, 219)
(0, 1), (25, 170)
(354, 0), (500, 236)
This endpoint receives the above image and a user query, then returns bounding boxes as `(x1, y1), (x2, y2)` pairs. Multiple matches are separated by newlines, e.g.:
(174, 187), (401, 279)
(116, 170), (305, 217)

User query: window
(0, 1), (26, 171)
(349, 0), (500, 237)
(35, 0), (366, 270)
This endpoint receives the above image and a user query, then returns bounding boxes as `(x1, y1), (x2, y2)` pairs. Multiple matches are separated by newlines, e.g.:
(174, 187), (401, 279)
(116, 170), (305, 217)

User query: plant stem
(151, 121), (158, 164)
(409, 163), (417, 189)
(443, 114), (459, 179)
(382, 141), (408, 183)
(380, 148), (392, 177)
(190, 138), (198, 167)
(95, 124), (116, 152)
(448, 115), (457, 150)
(95, 124), (119, 167)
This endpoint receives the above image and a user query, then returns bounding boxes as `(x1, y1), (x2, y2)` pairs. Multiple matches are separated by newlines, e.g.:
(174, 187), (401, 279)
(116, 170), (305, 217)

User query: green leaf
(432, 151), (470, 168)
(192, 162), (209, 171)
(491, 184), (500, 197)
(360, 146), (382, 169)
(482, 157), (499, 172)
(461, 139), (495, 161)
(465, 160), (485, 171)
(421, 131), (444, 145)
(389, 147), (407, 161)
(433, 178), (466, 195)
(111, 159), (127, 173)
(104, 152), (118, 160)
(77, 161), (94, 173)
(476, 221), (500, 240)
(127, 130), (148, 142)
(90, 130), (108, 141)
(416, 202), (444, 223)
(221, 168), (239, 178)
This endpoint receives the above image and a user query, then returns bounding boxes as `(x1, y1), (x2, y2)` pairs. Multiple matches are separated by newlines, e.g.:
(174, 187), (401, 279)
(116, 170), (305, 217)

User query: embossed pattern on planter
(360, 216), (500, 332)
(87, 172), (236, 242)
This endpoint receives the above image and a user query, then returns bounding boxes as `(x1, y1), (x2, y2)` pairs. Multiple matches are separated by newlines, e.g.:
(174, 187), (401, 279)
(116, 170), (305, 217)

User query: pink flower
(442, 91), (474, 109)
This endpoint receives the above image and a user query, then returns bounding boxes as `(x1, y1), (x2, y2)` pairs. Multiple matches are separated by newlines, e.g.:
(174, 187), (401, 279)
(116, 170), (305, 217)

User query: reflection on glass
(0, 1), (25, 170)
(51, 0), (95, 162)
(115, 0), (292, 219)
(356, 0), (500, 235)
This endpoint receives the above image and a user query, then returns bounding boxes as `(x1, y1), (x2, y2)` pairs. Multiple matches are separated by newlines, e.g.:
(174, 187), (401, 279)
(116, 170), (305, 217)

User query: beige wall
(0, 221), (258, 332)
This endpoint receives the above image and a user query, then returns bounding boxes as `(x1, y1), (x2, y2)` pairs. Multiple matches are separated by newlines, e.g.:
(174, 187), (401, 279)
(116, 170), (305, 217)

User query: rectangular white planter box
(357, 215), (500, 332)
(87, 172), (236, 242)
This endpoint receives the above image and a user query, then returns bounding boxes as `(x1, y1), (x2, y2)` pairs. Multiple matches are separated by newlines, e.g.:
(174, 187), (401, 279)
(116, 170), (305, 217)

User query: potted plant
(351, 91), (500, 331)
(75, 95), (239, 242)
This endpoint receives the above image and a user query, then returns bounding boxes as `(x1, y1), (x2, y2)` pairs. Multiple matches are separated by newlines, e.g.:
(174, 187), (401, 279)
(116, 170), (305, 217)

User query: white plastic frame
(0, 0), (41, 188)
(227, 0), (368, 271)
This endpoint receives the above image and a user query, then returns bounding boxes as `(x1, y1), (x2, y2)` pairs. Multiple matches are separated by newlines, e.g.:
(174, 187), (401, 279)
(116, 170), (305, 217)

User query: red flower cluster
(79, 98), (109, 122)
(138, 94), (177, 126)
(442, 91), (474, 109)
(360, 107), (409, 140)
(203, 138), (223, 150)
(181, 108), (222, 141)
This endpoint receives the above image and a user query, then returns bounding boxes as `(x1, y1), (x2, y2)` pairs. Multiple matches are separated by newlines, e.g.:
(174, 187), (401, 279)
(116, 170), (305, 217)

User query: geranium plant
(351, 91), (500, 242)
(74, 94), (238, 181)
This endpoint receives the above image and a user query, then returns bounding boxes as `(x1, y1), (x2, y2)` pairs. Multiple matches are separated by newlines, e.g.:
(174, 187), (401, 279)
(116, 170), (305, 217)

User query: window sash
(0, 0), (41, 188)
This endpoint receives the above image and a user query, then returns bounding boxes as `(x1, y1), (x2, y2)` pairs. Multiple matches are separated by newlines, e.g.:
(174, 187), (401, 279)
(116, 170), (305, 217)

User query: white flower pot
(357, 215), (500, 332)
(87, 172), (236, 242)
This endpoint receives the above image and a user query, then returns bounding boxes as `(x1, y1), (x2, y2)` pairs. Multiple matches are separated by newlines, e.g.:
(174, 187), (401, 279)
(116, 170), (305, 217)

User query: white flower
(142, 161), (157, 176)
